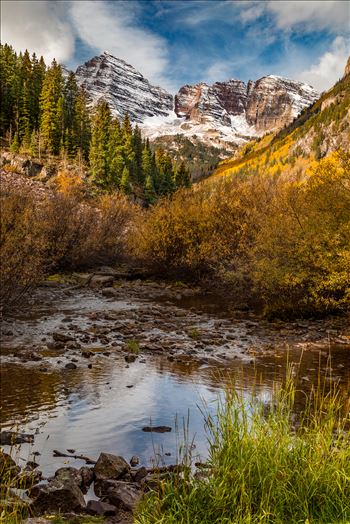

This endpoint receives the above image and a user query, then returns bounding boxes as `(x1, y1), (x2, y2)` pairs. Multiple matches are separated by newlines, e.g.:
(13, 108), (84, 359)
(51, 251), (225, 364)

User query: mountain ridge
(75, 51), (319, 148)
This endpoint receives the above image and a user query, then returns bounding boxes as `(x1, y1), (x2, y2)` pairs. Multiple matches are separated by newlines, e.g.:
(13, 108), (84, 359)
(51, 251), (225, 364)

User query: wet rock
(133, 466), (148, 483)
(52, 332), (74, 343)
(0, 431), (34, 445)
(142, 426), (172, 433)
(25, 461), (40, 471)
(130, 456), (140, 467)
(87, 499), (117, 516)
(31, 477), (86, 515)
(93, 452), (130, 483)
(124, 355), (137, 363)
(65, 362), (77, 369)
(66, 340), (81, 349)
(54, 467), (82, 486)
(79, 466), (94, 491)
(90, 275), (115, 288)
(102, 287), (118, 298)
(0, 450), (21, 479)
(106, 481), (143, 512)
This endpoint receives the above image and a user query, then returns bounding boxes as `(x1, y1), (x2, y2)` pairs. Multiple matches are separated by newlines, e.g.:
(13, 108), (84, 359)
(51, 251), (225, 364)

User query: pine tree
(132, 125), (143, 183)
(144, 174), (156, 204)
(10, 132), (20, 152)
(175, 161), (192, 188)
(18, 50), (32, 148)
(63, 72), (79, 157)
(120, 166), (131, 193)
(108, 118), (124, 187)
(39, 59), (63, 155)
(31, 53), (46, 129)
(0, 44), (17, 136)
(89, 100), (112, 187)
(75, 87), (91, 161)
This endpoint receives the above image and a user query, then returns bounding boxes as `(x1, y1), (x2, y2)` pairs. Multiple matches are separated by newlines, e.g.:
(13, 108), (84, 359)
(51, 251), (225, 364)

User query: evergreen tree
(89, 100), (111, 187)
(175, 161), (192, 188)
(120, 166), (131, 193)
(31, 53), (46, 129)
(39, 59), (63, 155)
(63, 72), (79, 157)
(74, 87), (91, 161)
(108, 118), (124, 188)
(144, 174), (156, 204)
(0, 44), (17, 136)
(132, 124), (143, 183)
(18, 50), (32, 148)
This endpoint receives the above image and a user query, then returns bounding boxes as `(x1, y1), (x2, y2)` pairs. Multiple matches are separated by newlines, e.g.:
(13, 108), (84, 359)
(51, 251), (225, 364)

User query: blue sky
(2, 0), (350, 92)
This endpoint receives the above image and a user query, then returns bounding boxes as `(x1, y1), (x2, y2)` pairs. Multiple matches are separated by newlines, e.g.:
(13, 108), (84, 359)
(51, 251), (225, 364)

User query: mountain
(213, 63), (350, 179)
(175, 76), (317, 132)
(75, 52), (173, 123)
(75, 52), (319, 149)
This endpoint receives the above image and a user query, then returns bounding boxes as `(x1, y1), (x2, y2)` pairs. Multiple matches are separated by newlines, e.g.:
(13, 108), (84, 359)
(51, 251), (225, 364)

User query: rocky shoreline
(1, 267), (349, 522)
(1, 267), (349, 373)
(1, 445), (192, 523)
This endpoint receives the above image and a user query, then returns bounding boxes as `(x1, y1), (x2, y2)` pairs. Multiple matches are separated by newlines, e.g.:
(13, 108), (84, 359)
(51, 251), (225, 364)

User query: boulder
(106, 481), (142, 512)
(0, 450), (20, 479)
(93, 453), (130, 483)
(31, 478), (86, 515)
(79, 466), (94, 491)
(86, 499), (116, 516)
(133, 466), (148, 483)
(65, 362), (77, 369)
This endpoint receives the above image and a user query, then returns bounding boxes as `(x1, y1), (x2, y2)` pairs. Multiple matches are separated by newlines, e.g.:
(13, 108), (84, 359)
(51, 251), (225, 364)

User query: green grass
(135, 376), (350, 524)
(125, 339), (140, 353)
(187, 327), (200, 339)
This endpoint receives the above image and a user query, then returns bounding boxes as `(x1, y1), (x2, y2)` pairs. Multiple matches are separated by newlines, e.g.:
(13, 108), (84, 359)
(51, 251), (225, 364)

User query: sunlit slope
(213, 72), (350, 179)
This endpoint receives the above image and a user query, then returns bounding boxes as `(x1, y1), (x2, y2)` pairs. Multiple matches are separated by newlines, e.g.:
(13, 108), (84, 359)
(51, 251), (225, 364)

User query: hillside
(213, 68), (350, 179)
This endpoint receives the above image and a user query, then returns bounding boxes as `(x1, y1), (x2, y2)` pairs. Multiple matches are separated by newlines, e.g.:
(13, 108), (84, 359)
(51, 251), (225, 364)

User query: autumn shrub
(251, 151), (350, 317)
(134, 150), (350, 317)
(0, 186), (137, 311)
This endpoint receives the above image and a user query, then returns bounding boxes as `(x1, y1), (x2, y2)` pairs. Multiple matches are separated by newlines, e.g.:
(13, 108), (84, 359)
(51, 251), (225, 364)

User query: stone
(129, 456), (139, 467)
(90, 275), (115, 288)
(106, 481), (143, 512)
(133, 466), (148, 483)
(65, 362), (77, 369)
(52, 331), (74, 343)
(124, 355), (137, 363)
(31, 478), (86, 515)
(0, 450), (21, 479)
(0, 431), (34, 445)
(87, 499), (117, 516)
(142, 426), (172, 433)
(79, 466), (94, 491)
(54, 467), (82, 486)
(102, 287), (118, 298)
(93, 452), (130, 483)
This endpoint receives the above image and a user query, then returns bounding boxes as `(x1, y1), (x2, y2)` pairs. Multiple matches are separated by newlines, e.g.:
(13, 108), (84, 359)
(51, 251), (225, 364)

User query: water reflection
(1, 344), (349, 477)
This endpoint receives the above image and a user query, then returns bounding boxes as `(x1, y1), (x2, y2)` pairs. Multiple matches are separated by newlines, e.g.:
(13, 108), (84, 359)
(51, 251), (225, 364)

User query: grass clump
(187, 327), (201, 339)
(125, 339), (140, 354)
(136, 378), (350, 524)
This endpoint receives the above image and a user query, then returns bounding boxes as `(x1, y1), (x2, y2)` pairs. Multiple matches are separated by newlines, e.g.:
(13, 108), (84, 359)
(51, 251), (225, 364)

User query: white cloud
(1, 0), (74, 63)
(297, 36), (350, 91)
(69, 0), (172, 90)
(267, 0), (350, 33)
(205, 61), (235, 83)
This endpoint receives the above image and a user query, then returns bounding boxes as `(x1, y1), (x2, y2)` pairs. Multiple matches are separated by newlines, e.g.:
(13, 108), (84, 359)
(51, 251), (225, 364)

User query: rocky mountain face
(175, 76), (318, 133)
(344, 56), (350, 77)
(75, 52), (173, 123)
(75, 52), (319, 146)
